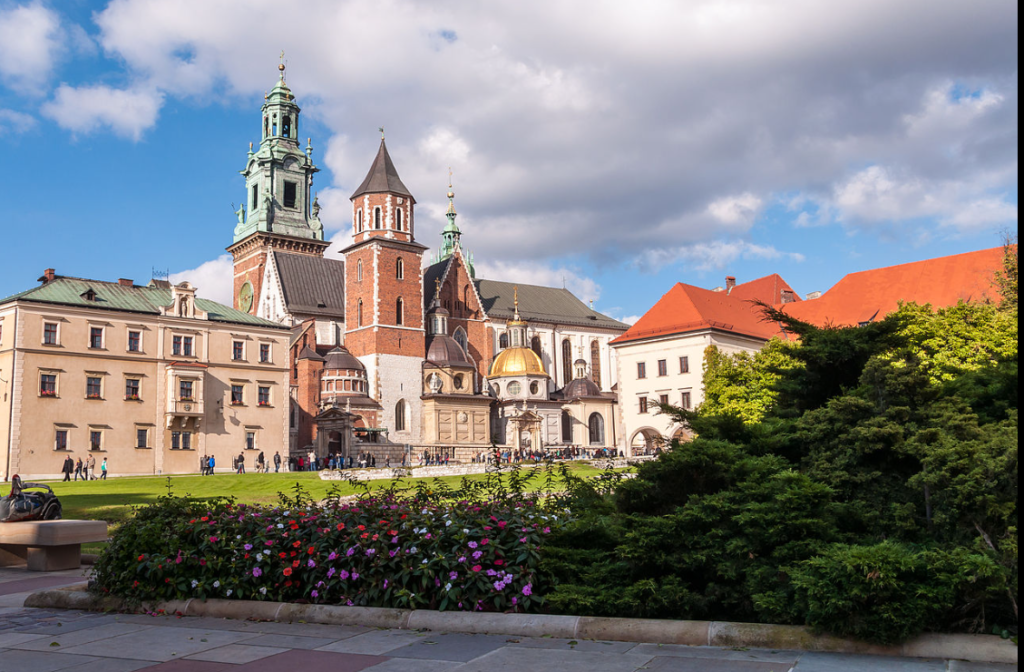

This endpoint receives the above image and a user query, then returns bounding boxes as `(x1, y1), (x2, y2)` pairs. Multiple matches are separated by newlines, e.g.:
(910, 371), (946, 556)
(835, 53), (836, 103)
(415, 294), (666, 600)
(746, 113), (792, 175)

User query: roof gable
(273, 252), (346, 319)
(475, 279), (628, 330)
(728, 273), (801, 305)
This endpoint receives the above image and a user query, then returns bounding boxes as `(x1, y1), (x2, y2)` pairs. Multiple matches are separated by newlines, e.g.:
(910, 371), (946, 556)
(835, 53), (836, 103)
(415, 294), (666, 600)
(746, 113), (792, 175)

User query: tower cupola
(350, 133), (417, 245)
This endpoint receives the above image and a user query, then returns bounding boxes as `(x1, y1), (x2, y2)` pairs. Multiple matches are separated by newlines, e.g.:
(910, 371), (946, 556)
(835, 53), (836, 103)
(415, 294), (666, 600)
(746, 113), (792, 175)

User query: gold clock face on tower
(239, 281), (254, 313)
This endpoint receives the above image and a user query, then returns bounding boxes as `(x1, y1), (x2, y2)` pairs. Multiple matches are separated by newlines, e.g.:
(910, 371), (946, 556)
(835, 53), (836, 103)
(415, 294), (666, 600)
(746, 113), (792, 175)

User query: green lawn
(36, 462), (617, 551)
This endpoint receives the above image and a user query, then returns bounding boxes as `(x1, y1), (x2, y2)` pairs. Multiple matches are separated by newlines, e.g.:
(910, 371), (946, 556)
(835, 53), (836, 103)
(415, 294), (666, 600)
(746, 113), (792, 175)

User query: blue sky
(0, 0), (1017, 323)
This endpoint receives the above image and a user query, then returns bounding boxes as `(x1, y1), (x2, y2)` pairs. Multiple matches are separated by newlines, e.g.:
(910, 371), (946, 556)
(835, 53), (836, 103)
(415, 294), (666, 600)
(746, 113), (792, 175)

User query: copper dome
(426, 334), (473, 367)
(560, 377), (603, 400)
(323, 347), (364, 371)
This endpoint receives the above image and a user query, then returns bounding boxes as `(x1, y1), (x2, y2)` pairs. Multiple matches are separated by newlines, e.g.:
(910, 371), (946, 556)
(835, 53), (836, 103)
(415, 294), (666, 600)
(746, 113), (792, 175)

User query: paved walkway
(0, 567), (1013, 672)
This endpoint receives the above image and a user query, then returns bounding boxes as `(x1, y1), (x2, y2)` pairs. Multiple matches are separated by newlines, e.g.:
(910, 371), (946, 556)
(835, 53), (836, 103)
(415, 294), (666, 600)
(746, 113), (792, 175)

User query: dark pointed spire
(350, 138), (415, 202)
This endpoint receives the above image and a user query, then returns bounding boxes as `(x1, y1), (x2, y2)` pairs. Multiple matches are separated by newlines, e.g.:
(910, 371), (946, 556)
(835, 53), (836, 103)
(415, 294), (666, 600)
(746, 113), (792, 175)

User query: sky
(0, 0), (1017, 324)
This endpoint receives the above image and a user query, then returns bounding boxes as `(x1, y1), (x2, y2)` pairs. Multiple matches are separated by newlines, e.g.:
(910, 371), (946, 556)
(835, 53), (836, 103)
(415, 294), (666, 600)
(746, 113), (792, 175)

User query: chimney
(118, 278), (134, 287)
(806, 291), (821, 300)
(725, 276), (737, 293)
(781, 290), (795, 304)
(39, 268), (56, 284)
(711, 286), (725, 293)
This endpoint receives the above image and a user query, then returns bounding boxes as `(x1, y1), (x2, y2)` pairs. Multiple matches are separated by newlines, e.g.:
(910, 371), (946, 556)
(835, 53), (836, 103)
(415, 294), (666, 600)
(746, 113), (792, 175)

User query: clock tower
(227, 62), (329, 314)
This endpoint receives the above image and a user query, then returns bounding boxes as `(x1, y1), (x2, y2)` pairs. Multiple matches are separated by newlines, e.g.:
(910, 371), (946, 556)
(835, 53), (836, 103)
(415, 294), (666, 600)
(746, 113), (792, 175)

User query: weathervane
(379, 126), (385, 139)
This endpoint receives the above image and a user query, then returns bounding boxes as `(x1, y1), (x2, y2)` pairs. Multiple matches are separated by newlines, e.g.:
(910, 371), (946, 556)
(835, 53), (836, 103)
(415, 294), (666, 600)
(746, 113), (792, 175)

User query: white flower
(191, 580), (198, 588)
(277, 523), (284, 529)
(226, 589), (233, 597)
(236, 535), (241, 539)
(445, 520), (452, 527)
(259, 587), (267, 595)
(445, 582), (452, 591)
(410, 546), (418, 554)
(213, 581), (221, 588)
(422, 559), (428, 564)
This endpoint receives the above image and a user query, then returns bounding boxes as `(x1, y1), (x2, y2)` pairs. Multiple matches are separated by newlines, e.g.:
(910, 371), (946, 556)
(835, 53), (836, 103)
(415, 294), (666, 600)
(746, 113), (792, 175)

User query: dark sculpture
(0, 475), (62, 523)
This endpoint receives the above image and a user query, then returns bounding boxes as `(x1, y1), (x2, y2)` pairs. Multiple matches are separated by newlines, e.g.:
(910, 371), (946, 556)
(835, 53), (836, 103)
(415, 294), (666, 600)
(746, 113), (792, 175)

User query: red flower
(292, 560), (300, 568)
(307, 546), (316, 554)
(357, 525), (366, 531)
(283, 567), (293, 576)
(278, 552), (287, 559)
(138, 555), (145, 562)
(495, 559), (504, 566)
(336, 523), (346, 531)
(292, 541), (301, 548)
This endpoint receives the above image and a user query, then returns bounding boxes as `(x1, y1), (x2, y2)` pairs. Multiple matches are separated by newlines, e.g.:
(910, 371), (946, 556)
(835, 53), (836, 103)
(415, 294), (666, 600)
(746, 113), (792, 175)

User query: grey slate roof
(350, 139), (415, 201)
(423, 259), (451, 308)
(274, 252), (346, 319)
(478, 279), (629, 331)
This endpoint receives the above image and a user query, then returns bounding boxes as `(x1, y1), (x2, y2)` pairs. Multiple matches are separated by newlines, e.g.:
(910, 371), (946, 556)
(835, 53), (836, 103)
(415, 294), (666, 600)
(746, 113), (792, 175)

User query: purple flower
(366, 548), (376, 556)
(352, 572), (360, 581)
(311, 590), (319, 598)
(493, 581), (505, 591)
(449, 571), (458, 580)
(468, 541), (478, 549)
(458, 556), (466, 563)
(346, 547), (356, 557)
(327, 551), (337, 561)
(307, 559), (316, 568)
(389, 550), (398, 558)
(339, 570), (350, 580)
(244, 544), (253, 551)
(252, 567), (262, 578)
(472, 551), (483, 560)
(522, 583), (533, 596)
(327, 567), (336, 578)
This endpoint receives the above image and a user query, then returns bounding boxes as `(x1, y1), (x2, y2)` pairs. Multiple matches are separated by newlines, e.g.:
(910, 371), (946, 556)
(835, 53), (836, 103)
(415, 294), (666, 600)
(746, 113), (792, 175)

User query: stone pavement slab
(0, 631), (47, 647)
(9, 621), (152, 650)
(631, 643), (801, 664)
(0, 648), (103, 672)
(242, 632), (346, 649)
(14, 612), (120, 634)
(52, 659), (154, 672)
(184, 643), (291, 663)
(136, 661), (231, 672)
(454, 645), (657, 672)
(56, 625), (256, 661)
(387, 632), (510, 662)
(363, 659), (462, 672)
(644, 656), (794, 671)
(948, 664), (1019, 672)
(231, 649), (390, 672)
(508, 635), (640, 653)
(792, 652), (946, 671)
(315, 628), (429, 655)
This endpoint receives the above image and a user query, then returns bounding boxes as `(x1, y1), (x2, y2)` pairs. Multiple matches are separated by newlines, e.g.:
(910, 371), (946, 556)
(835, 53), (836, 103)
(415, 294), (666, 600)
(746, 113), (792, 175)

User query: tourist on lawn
(87, 455), (96, 480)
(200, 454), (208, 476)
(257, 451), (265, 473)
(74, 457), (84, 481)
(236, 452), (246, 474)
(100, 458), (108, 480)
(61, 455), (73, 482)
(208, 455), (216, 474)
(307, 450), (316, 471)
(273, 451), (281, 473)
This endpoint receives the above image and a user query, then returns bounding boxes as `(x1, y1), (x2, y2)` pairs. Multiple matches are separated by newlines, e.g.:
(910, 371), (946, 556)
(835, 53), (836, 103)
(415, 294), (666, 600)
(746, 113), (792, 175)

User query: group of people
(59, 455), (107, 481)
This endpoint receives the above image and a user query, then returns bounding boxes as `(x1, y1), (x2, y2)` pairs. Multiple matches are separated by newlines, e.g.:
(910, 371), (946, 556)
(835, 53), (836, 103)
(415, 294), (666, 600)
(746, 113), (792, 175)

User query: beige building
(0, 270), (290, 480)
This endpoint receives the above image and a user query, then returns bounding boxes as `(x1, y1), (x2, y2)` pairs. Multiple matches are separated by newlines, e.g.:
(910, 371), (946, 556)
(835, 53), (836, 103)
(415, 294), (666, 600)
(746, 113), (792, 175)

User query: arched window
(588, 413), (605, 445)
(374, 207), (381, 229)
(357, 209), (363, 232)
(396, 257), (404, 280)
(271, 115), (278, 136)
(395, 400), (407, 431)
(282, 115), (291, 138)
(562, 410), (572, 442)
(453, 327), (468, 353)
(531, 335), (542, 359)
(561, 339), (572, 386)
(263, 116), (269, 139)
(499, 332), (509, 350)
(357, 299), (364, 327)
(590, 340), (602, 388)
(395, 208), (403, 231)
(395, 297), (404, 325)
(357, 259), (363, 282)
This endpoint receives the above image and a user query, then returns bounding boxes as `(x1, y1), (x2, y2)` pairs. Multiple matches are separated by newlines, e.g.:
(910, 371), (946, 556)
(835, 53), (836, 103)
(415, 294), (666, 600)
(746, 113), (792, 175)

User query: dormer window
(81, 288), (97, 302)
(283, 181), (297, 209)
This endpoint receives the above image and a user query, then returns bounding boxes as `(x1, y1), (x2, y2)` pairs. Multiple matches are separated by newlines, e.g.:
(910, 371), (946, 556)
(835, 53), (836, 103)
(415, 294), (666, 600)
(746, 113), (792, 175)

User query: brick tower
(227, 62), (329, 314)
(342, 135), (427, 443)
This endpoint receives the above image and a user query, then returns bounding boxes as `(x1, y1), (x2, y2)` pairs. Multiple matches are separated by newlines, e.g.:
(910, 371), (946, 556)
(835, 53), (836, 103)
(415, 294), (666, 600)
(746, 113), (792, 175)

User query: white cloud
(0, 2), (62, 94)
(0, 109), (36, 134)
(170, 254), (233, 307)
(474, 259), (602, 305)
(41, 84), (164, 141)
(640, 239), (805, 273)
(904, 82), (1005, 139)
(707, 193), (763, 228)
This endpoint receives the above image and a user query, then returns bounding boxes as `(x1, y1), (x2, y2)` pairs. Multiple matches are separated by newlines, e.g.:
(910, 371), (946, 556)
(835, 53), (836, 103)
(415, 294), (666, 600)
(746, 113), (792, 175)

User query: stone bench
(0, 520), (108, 572)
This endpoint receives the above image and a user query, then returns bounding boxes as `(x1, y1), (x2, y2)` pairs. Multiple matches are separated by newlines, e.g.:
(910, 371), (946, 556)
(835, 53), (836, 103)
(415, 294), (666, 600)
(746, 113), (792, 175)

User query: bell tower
(227, 61), (329, 314)
(342, 134), (427, 441)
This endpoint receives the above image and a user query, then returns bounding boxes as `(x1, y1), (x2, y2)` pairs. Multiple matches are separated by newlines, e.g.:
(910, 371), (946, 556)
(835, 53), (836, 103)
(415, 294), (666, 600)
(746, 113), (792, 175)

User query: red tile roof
(782, 247), (1006, 327)
(611, 282), (786, 345)
(727, 273), (801, 305)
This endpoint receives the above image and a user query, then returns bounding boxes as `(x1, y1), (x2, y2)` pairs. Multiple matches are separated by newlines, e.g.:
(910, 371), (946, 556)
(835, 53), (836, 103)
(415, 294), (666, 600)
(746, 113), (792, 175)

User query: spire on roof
(349, 138), (415, 201)
(440, 168), (462, 261)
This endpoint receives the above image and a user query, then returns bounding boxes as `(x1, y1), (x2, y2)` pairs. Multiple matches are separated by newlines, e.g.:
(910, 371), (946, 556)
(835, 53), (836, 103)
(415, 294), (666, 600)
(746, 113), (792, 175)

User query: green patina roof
(0, 276), (288, 330)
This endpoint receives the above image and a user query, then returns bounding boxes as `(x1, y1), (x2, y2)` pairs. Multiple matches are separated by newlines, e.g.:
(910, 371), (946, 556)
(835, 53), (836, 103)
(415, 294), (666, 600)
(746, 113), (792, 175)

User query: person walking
(61, 455), (73, 482)
(86, 454), (96, 481)
(200, 454), (208, 476)
(100, 458), (108, 480)
(273, 451), (281, 473)
(208, 454), (216, 475)
(236, 452), (246, 474)
(74, 457), (83, 481)
(257, 451), (265, 473)
(307, 450), (316, 472)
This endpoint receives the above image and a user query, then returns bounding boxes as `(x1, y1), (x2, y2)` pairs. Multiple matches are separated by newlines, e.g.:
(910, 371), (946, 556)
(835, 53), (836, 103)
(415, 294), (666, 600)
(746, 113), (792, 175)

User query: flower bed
(94, 495), (557, 613)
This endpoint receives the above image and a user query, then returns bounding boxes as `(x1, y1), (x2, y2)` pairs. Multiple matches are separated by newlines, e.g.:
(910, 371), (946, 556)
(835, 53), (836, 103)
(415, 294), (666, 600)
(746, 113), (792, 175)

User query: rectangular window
(259, 343), (271, 363)
(639, 397), (649, 414)
(43, 322), (58, 345)
(182, 336), (193, 356)
(681, 392), (692, 410)
(233, 341), (244, 360)
(128, 330), (141, 352)
(283, 181), (297, 209)
(89, 326), (103, 349)
(40, 373), (57, 396)
(136, 428), (148, 449)
(182, 432), (191, 450)
(246, 431), (256, 450)
(637, 362), (646, 379)
(179, 380), (194, 400)
(657, 359), (668, 376)
(55, 430), (68, 451)
(231, 384), (244, 405)
(659, 394), (669, 406)
(125, 379), (140, 400)
(89, 430), (102, 451)
(258, 386), (271, 406)
(172, 335), (182, 355)
(252, 183), (258, 212)
(680, 356), (690, 374)
(171, 431), (181, 450)
(86, 376), (102, 399)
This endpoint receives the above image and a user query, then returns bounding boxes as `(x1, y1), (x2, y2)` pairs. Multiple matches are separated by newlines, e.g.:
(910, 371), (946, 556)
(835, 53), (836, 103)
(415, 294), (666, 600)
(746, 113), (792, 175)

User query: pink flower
(471, 565), (482, 572)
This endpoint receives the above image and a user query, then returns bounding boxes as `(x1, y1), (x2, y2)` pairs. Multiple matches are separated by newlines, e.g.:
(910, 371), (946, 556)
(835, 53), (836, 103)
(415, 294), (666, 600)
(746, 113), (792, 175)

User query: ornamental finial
(379, 126), (385, 139)
(514, 286), (520, 319)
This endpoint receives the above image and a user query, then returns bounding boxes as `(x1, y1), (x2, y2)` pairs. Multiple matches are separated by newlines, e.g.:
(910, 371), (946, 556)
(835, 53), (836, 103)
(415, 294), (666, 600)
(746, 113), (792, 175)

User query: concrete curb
(22, 588), (1017, 664)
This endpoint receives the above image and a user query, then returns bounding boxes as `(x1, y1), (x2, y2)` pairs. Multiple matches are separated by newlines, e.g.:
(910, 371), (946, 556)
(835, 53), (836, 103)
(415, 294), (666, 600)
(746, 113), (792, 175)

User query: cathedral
(227, 65), (627, 463)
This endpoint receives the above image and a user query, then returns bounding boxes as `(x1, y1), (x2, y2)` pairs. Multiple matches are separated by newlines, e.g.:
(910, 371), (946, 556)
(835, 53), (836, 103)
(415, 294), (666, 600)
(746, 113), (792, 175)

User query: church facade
(228, 67), (628, 462)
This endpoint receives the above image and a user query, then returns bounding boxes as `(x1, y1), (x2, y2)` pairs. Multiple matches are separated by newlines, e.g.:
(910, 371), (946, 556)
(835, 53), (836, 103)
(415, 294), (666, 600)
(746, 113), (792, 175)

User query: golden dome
(489, 347), (547, 378)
